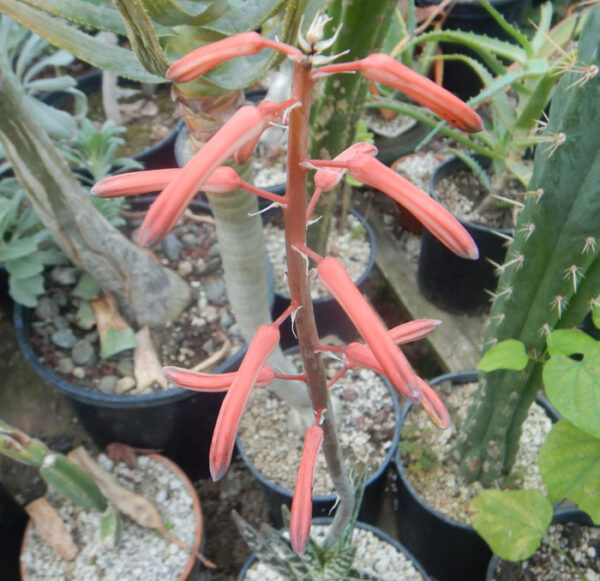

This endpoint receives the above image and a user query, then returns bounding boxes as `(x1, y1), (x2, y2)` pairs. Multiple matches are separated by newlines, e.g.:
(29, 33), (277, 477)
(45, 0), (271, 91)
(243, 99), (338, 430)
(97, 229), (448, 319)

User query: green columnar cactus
(455, 4), (600, 486)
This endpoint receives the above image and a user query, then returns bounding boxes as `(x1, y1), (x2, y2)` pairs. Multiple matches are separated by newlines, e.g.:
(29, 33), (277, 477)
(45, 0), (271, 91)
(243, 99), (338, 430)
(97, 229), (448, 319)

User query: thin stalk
(284, 60), (354, 548)
(547, 539), (586, 581)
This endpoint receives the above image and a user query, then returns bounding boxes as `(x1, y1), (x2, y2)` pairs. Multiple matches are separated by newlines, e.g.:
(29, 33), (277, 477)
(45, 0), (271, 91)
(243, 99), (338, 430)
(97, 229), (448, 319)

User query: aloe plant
(367, 0), (591, 205)
(454, 3), (600, 485)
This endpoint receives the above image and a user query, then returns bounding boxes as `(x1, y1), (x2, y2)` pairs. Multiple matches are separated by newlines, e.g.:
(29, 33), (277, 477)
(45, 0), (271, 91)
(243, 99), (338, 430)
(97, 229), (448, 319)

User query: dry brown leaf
(133, 326), (168, 392)
(26, 497), (78, 561)
(90, 293), (131, 337)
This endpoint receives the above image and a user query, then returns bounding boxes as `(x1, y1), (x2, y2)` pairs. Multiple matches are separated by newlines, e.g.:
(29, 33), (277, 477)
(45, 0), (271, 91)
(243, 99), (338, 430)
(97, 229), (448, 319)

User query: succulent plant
(455, 2), (600, 486)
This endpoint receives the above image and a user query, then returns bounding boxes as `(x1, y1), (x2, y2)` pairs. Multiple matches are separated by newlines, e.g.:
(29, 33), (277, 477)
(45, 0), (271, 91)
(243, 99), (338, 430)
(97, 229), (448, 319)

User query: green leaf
(539, 420), (600, 523)
(75, 300), (96, 330)
(478, 339), (529, 372)
(470, 489), (552, 561)
(72, 273), (101, 300)
(0, 0), (165, 83)
(142, 0), (228, 27)
(4, 255), (44, 279)
(100, 506), (122, 547)
(204, 0), (285, 35)
(543, 331), (600, 438)
(9, 274), (45, 307)
(100, 327), (137, 359)
(0, 237), (37, 260)
(592, 297), (600, 329)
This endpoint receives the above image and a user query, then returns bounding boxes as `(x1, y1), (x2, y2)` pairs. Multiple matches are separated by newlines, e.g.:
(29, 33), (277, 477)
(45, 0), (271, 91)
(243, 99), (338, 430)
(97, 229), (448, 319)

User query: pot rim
(19, 452), (204, 581)
(237, 517), (430, 580)
(430, 155), (513, 236)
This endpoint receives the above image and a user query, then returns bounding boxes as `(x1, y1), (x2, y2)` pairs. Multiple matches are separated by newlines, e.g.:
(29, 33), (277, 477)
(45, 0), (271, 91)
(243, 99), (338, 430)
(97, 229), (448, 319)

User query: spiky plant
(455, 2), (600, 485)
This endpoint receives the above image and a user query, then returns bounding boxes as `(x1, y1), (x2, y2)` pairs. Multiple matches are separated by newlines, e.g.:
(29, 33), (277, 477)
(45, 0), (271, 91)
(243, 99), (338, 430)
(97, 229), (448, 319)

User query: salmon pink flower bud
(314, 142), (378, 192)
(139, 101), (295, 246)
(314, 54), (482, 133)
(210, 324), (280, 481)
(167, 32), (302, 84)
(162, 365), (275, 392)
(290, 425), (323, 555)
(316, 256), (420, 399)
(346, 155), (478, 259)
(91, 166), (242, 198)
(418, 378), (450, 429)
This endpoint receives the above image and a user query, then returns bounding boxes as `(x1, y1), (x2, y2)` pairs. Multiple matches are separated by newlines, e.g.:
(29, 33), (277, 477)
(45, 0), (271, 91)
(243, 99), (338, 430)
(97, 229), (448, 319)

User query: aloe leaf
(544, 331), (600, 438)
(4, 255), (45, 279)
(142, 0), (228, 27)
(19, 0), (129, 35)
(0, 237), (37, 260)
(100, 506), (123, 547)
(203, 0), (286, 35)
(26, 95), (78, 140)
(529, 1), (554, 55)
(470, 489), (552, 561)
(72, 273), (101, 300)
(539, 420), (600, 523)
(100, 327), (138, 359)
(25, 75), (76, 93)
(15, 32), (47, 79)
(24, 49), (74, 83)
(113, 0), (171, 77)
(0, 0), (165, 82)
(476, 0), (531, 54)
(478, 339), (529, 372)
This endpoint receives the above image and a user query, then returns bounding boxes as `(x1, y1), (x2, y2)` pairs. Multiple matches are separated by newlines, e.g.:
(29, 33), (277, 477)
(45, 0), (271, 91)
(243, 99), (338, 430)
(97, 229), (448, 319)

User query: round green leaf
(478, 339), (529, 372)
(470, 489), (552, 561)
(539, 420), (600, 523)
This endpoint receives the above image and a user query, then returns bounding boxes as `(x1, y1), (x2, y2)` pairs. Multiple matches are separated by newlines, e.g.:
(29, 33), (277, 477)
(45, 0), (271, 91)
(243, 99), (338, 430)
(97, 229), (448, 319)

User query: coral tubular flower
(91, 167), (242, 198)
(418, 377), (451, 429)
(290, 424), (323, 555)
(209, 324), (280, 481)
(316, 256), (420, 399)
(138, 101), (295, 246)
(314, 54), (483, 133)
(167, 32), (302, 84)
(314, 142), (378, 192)
(162, 365), (275, 392)
(346, 155), (478, 259)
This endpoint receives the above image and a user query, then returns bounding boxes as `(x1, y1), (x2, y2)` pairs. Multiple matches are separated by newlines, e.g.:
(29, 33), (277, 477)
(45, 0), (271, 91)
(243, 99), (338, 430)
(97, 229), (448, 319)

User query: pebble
(49, 289), (68, 307)
(51, 328), (77, 349)
(181, 233), (198, 246)
(56, 357), (74, 374)
(177, 260), (193, 277)
(208, 243), (220, 258)
(72, 367), (85, 379)
(116, 357), (134, 377)
(204, 279), (227, 303)
(52, 315), (69, 329)
(98, 375), (118, 394)
(49, 266), (79, 285)
(220, 310), (234, 328)
(35, 297), (59, 320)
(161, 234), (183, 261)
(203, 305), (219, 323)
(115, 376), (136, 394)
(71, 340), (96, 366)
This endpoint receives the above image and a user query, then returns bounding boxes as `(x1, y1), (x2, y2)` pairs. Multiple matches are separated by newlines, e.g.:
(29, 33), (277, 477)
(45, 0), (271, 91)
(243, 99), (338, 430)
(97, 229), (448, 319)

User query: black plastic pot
(485, 507), (596, 580)
(0, 484), (27, 581)
(416, 0), (527, 100)
(394, 371), (491, 581)
(371, 116), (432, 166)
(271, 209), (378, 349)
(13, 302), (244, 481)
(237, 517), (430, 580)
(394, 371), (561, 581)
(43, 70), (183, 171)
(236, 364), (401, 529)
(417, 156), (511, 314)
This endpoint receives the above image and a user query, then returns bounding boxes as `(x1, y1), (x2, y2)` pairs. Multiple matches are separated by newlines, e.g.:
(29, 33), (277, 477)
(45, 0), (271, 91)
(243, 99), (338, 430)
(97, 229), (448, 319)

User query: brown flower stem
(283, 60), (354, 548)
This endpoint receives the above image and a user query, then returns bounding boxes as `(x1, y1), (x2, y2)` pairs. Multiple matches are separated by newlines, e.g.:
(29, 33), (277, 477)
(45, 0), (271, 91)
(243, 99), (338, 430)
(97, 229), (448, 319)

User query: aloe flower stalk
(97, 20), (481, 555)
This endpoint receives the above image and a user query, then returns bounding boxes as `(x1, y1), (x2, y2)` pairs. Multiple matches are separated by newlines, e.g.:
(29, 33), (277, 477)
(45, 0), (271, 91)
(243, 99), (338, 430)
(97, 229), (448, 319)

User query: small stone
(181, 233), (198, 246)
(51, 328), (77, 349)
(115, 376), (136, 394)
(341, 388), (359, 402)
(155, 490), (168, 504)
(71, 340), (96, 366)
(50, 266), (79, 285)
(203, 305), (219, 323)
(219, 311), (234, 328)
(202, 339), (214, 353)
(56, 358), (74, 374)
(207, 243), (220, 258)
(194, 258), (207, 274)
(49, 290), (68, 307)
(52, 315), (69, 329)
(98, 375), (118, 394)
(72, 367), (85, 379)
(116, 357), (134, 377)
(162, 234), (183, 261)
(35, 297), (59, 320)
(177, 260), (193, 277)
(204, 280), (226, 303)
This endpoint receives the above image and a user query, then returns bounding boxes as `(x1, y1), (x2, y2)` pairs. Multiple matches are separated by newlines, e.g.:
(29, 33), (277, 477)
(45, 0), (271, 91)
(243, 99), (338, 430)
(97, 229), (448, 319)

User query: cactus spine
(455, 4), (600, 486)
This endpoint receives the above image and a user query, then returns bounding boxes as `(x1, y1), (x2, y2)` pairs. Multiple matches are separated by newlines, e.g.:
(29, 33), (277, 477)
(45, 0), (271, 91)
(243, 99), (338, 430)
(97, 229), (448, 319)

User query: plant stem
(284, 60), (354, 547)
(547, 538), (586, 581)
